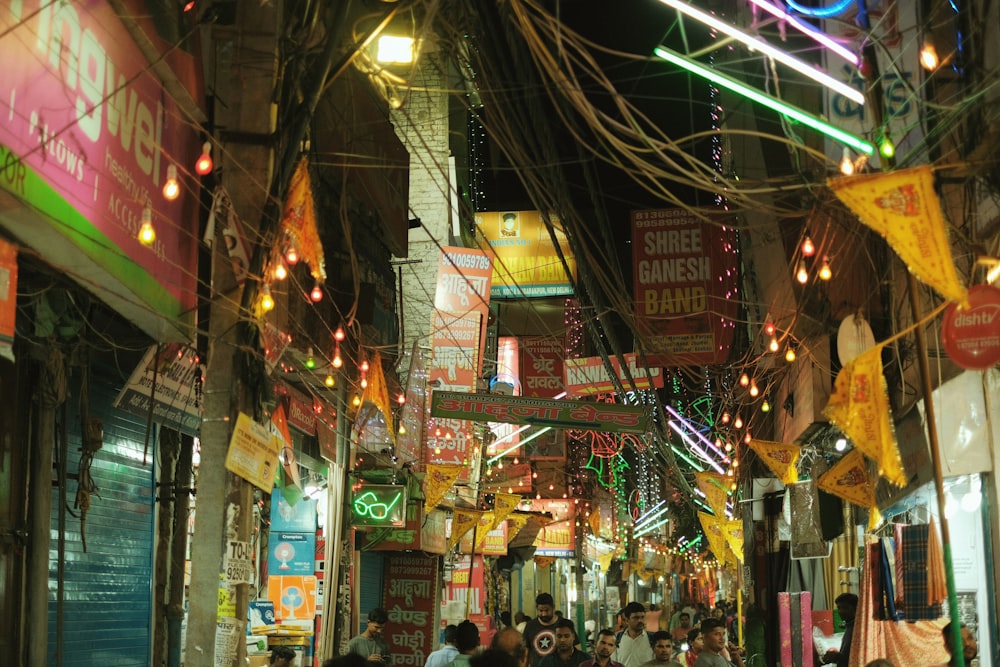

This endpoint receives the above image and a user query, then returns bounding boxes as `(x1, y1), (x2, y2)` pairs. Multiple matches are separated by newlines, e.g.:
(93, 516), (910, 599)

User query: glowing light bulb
(325, 374), (336, 387)
(801, 236), (816, 257)
(733, 416), (743, 429)
(259, 284), (275, 313)
(352, 395), (361, 407)
(764, 321), (776, 336)
(162, 164), (180, 200)
(796, 260), (809, 284)
(721, 412), (730, 424)
(332, 354), (342, 369)
(310, 284), (323, 302)
(195, 142), (213, 175)
(920, 40), (940, 71)
(769, 336), (779, 353)
(138, 205), (155, 246)
(761, 400), (770, 413)
(819, 257), (832, 281)
(398, 424), (406, 435)
(334, 327), (346, 342)
(305, 347), (316, 370)
(435, 446), (441, 455)
(749, 382), (759, 398)
(360, 377), (368, 389)
(397, 394), (406, 405)
(879, 134), (895, 159)
(739, 373), (749, 387)
(840, 148), (855, 176)
(285, 246), (299, 265)
(273, 262), (287, 281)
(744, 432), (752, 444)
(785, 347), (797, 363)
(360, 360), (370, 373)
(835, 438), (847, 452)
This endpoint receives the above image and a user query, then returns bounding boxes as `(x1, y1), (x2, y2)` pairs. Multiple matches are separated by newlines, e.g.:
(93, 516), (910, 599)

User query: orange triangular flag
(361, 352), (395, 444)
(829, 166), (968, 308)
(816, 449), (876, 508)
(449, 509), (483, 552)
(423, 464), (463, 514)
(280, 158), (326, 282)
(747, 439), (800, 485)
(824, 344), (906, 487)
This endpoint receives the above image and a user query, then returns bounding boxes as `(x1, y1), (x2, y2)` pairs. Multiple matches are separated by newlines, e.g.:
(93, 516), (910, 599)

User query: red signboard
(383, 554), (439, 667)
(520, 336), (565, 398)
(941, 284), (1000, 370)
(444, 554), (486, 616)
(433, 246), (494, 320)
(631, 209), (739, 365)
(564, 353), (665, 396)
(361, 502), (449, 554)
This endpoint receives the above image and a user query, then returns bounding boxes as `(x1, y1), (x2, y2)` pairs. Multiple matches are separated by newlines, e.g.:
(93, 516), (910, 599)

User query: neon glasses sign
(352, 485), (408, 526)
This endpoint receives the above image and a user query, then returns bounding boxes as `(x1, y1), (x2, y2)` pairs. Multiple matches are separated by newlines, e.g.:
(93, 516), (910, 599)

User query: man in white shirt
(426, 625), (460, 667)
(615, 603), (654, 667)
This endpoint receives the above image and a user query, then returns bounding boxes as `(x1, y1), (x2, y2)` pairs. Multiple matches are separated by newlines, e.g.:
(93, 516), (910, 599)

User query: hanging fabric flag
(816, 450), (875, 509)
(723, 520), (744, 563)
(280, 158), (326, 283)
(695, 472), (731, 516)
(587, 507), (601, 535)
(475, 512), (495, 550)
(698, 512), (728, 567)
(449, 509), (483, 552)
(361, 351), (395, 444)
(829, 166), (968, 308)
(507, 513), (529, 542)
(423, 463), (463, 514)
(823, 344), (907, 486)
(747, 439), (801, 485)
(490, 492), (521, 530)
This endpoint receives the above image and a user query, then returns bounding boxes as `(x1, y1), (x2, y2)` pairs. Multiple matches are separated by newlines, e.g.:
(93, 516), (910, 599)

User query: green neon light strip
(653, 46), (875, 155)
(679, 535), (703, 552)
(670, 445), (705, 472)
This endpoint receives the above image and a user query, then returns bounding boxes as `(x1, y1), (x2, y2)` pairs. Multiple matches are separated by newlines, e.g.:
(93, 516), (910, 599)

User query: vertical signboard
(383, 554), (439, 667)
(631, 208), (739, 366)
(520, 336), (565, 398)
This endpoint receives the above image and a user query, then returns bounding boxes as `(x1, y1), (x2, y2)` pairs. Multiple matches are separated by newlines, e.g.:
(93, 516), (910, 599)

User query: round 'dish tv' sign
(941, 284), (1000, 370)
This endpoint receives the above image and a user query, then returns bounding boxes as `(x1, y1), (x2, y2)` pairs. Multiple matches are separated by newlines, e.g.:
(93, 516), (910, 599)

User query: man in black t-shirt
(523, 593), (559, 667)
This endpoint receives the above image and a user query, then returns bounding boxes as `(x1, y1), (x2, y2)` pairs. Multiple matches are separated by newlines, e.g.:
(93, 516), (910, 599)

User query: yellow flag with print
(476, 512), (495, 550)
(698, 512), (728, 567)
(823, 344), (906, 487)
(829, 166), (968, 308)
(423, 464), (463, 514)
(507, 513), (529, 542)
(490, 492), (521, 531)
(723, 520), (744, 563)
(449, 509), (483, 552)
(747, 439), (800, 485)
(695, 472), (731, 516)
(816, 450), (875, 508)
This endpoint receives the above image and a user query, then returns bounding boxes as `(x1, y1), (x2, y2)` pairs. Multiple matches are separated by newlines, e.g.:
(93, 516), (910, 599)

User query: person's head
(623, 602), (646, 634)
(270, 646), (297, 667)
(651, 631), (674, 662)
(834, 593), (858, 624)
(555, 610), (564, 619)
(595, 630), (617, 660)
(686, 628), (703, 653)
(678, 612), (691, 628)
(535, 593), (555, 623)
(457, 620), (482, 654)
(554, 618), (577, 653)
(367, 608), (389, 637)
(700, 619), (727, 654)
(501, 611), (513, 627)
(942, 623), (978, 663)
(514, 611), (527, 625)
(711, 607), (724, 620)
(492, 627), (529, 667)
(472, 648), (522, 667)
(444, 624), (460, 646)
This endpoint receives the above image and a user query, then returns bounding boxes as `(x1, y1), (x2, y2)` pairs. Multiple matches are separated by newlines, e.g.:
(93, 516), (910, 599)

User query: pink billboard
(631, 208), (739, 366)
(0, 1), (199, 317)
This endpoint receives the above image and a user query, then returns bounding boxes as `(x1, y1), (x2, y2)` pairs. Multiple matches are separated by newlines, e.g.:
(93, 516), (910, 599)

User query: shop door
(0, 359), (27, 658)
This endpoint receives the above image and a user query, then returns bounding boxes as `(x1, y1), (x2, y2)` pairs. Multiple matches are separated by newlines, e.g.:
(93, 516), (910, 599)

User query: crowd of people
(264, 594), (979, 667)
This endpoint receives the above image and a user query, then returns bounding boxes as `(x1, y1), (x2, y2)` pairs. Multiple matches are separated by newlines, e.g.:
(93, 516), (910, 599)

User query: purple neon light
(666, 420), (725, 473)
(664, 405), (728, 459)
(748, 0), (859, 65)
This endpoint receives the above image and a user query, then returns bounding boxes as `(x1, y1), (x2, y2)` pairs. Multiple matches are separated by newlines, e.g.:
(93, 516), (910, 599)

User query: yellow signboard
(476, 210), (577, 297)
(225, 413), (282, 492)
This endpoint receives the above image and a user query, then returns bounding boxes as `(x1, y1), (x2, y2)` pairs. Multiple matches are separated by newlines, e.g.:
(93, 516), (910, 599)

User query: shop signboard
(564, 353), (665, 396)
(631, 208), (739, 366)
(475, 210), (578, 298)
(456, 514), (509, 556)
(520, 336), (565, 398)
(444, 554), (485, 617)
(225, 413), (282, 492)
(0, 1), (199, 322)
(430, 391), (650, 434)
(529, 499), (576, 557)
(383, 554), (438, 667)
(268, 532), (316, 576)
(361, 502), (449, 554)
(114, 343), (202, 435)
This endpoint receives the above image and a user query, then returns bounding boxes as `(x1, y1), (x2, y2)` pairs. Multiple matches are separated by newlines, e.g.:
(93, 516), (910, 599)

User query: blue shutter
(359, 551), (385, 633)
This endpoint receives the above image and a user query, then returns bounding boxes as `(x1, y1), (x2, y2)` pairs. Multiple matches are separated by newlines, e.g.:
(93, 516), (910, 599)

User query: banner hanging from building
(631, 208), (739, 366)
(520, 336), (566, 398)
(114, 343), (203, 435)
(564, 353), (665, 396)
(476, 210), (577, 297)
(383, 554), (438, 667)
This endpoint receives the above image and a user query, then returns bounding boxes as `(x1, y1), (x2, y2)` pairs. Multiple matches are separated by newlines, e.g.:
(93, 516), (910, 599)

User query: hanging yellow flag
(490, 493), (521, 531)
(506, 513), (529, 542)
(695, 472), (731, 516)
(698, 512), (728, 567)
(280, 158), (326, 283)
(747, 439), (800, 485)
(723, 520), (744, 563)
(476, 512), (495, 550)
(362, 351), (395, 443)
(829, 166), (968, 308)
(816, 449), (876, 508)
(587, 508), (601, 535)
(449, 509), (483, 552)
(823, 344), (907, 487)
(423, 463), (463, 514)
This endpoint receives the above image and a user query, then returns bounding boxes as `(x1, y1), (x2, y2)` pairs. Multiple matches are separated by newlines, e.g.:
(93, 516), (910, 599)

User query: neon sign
(352, 485), (407, 526)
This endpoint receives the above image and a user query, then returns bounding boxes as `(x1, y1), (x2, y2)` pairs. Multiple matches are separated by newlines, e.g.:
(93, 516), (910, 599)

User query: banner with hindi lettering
(383, 554), (438, 667)
(520, 336), (565, 398)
